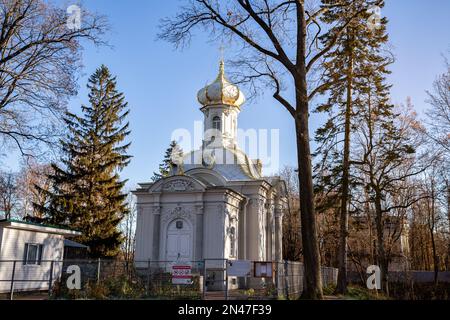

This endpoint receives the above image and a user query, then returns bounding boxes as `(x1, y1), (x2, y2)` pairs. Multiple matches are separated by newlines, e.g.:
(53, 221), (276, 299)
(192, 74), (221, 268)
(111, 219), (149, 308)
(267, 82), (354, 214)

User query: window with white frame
(24, 243), (43, 265)
(212, 116), (221, 131)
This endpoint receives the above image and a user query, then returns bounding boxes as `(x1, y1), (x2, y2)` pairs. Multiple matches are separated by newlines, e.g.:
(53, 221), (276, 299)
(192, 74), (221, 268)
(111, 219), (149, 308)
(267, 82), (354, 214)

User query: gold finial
(219, 43), (225, 75)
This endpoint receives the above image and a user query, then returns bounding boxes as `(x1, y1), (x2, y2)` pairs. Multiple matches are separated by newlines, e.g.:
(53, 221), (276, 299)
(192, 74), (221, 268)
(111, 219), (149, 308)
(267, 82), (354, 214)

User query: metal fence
(0, 259), (338, 300)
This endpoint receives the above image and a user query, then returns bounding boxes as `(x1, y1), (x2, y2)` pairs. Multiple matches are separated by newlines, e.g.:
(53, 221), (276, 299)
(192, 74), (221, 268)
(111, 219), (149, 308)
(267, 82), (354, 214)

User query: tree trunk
(447, 181), (450, 232)
(295, 101), (323, 299)
(430, 181), (439, 287)
(336, 30), (354, 295)
(295, 3), (322, 299)
(447, 180), (450, 266)
(374, 192), (389, 295)
(430, 230), (439, 287)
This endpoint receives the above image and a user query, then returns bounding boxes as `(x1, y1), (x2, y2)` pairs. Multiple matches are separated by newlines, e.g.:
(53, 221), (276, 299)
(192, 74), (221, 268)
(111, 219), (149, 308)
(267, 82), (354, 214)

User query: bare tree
(422, 167), (441, 287)
(425, 56), (450, 265)
(353, 100), (430, 294)
(158, 0), (379, 299)
(279, 165), (302, 261)
(425, 56), (450, 156)
(0, 170), (18, 219)
(16, 161), (53, 218)
(0, 0), (108, 158)
(121, 192), (137, 263)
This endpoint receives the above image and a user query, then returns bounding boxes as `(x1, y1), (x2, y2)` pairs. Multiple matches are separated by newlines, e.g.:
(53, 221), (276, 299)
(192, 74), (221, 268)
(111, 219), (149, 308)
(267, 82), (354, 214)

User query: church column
(134, 204), (144, 266)
(238, 197), (249, 260)
(195, 204), (204, 261)
(264, 201), (270, 260)
(247, 197), (266, 261)
(151, 206), (162, 262)
(274, 200), (284, 262)
(266, 198), (276, 261)
(246, 198), (259, 261)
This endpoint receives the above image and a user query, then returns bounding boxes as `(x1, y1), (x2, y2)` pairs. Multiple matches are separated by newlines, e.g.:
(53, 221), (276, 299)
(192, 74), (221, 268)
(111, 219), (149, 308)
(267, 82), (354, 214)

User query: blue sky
(3, 0), (450, 189)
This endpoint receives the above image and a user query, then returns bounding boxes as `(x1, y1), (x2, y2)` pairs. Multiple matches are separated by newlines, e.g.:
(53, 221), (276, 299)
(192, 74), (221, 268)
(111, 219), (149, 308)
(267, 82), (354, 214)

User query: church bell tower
(197, 61), (246, 149)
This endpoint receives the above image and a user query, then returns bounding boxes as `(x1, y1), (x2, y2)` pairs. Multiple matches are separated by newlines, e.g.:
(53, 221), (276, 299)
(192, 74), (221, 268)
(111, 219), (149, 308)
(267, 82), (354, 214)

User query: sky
(3, 0), (450, 189)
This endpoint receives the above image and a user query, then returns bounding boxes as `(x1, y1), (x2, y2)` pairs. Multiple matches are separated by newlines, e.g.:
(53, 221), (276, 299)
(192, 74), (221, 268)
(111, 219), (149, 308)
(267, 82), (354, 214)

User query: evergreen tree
(314, 0), (390, 293)
(35, 65), (131, 257)
(152, 141), (183, 181)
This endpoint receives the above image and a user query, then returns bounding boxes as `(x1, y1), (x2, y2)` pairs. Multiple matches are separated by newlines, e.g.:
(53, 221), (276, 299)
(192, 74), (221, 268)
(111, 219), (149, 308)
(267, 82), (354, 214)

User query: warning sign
(254, 262), (274, 278)
(172, 265), (192, 285)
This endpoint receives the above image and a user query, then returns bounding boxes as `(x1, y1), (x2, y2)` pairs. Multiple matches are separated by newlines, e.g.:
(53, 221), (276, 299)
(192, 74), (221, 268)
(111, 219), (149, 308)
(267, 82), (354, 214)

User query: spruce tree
(35, 65), (131, 257)
(314, 0), (390, 293)
(152, 141), (183, 181)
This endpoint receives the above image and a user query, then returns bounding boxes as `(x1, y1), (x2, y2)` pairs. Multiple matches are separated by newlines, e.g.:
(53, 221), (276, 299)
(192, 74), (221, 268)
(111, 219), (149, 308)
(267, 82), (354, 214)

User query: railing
(0, 259), (338, 300)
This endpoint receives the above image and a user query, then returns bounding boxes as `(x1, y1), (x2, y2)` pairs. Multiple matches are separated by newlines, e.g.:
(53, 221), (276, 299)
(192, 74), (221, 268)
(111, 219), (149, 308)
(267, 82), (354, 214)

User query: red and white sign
(254, 262), (274, 278)
(172, 265), (192, 285)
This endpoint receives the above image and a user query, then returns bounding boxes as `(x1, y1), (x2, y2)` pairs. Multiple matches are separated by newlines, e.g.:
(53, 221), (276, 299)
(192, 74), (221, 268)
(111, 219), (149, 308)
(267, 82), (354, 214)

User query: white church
(133, 61), (287, 272)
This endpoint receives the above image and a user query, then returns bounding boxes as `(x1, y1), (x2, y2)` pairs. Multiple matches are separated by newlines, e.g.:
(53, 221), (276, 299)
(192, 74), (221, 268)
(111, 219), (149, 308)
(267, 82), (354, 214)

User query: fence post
(9, 261), (16, 300)
(284, 260), (289, 300)
(97, 258), (101, 284)
(48, 260), (54, 297)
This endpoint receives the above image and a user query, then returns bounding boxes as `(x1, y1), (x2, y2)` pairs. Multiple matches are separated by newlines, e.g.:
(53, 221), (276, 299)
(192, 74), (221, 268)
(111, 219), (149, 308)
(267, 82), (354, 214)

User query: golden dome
(197, 61), (245, 108)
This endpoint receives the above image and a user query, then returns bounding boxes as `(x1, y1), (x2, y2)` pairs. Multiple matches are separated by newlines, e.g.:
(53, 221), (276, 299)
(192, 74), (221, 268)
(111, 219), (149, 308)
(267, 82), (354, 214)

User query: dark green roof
(0, 218), (80, 233)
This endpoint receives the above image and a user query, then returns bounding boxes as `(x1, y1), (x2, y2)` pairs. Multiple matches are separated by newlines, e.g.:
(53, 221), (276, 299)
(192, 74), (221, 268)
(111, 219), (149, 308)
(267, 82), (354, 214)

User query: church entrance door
(166, 219), (192, 262)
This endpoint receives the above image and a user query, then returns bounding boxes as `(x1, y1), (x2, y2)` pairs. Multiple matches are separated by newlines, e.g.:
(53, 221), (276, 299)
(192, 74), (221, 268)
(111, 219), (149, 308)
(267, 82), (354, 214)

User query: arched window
(212, 116), (221, 131)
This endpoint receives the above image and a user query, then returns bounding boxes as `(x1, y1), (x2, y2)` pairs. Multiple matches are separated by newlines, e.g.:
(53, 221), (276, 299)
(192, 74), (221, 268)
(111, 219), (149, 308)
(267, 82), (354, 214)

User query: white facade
(133, 62), (287, 282)
(0, 220), (81, 293)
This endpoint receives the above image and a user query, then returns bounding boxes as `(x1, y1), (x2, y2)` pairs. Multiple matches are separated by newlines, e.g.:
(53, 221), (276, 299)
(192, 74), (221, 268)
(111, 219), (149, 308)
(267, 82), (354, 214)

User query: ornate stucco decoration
(161, 206), (194, 224)
(162, 180), (195, 192)
(274, 207), (284, 219)
(224, 207), (239, 221)
(250, 197), (265, 213)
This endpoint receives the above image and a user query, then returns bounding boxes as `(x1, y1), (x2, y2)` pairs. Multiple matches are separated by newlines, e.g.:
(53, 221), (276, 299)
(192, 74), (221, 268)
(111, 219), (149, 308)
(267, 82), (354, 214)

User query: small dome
(197, 61), (245, 108)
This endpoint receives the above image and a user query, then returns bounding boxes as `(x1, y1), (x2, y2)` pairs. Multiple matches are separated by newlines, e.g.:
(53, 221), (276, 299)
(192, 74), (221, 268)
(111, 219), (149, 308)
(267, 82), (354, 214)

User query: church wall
(238, 182), (286, 262)
(133, 188), (205, 264)
(195, 212), (203, 261)
(202, 202), (225, 260)
(134, 204), (154, 266)
(247, 197), (267, 261)
(134, 184), (245, 265)
(134, 179), (286, 267)
(152, 213), (160, 261)
(201, 190), (243, 262)
(235, 183), (269, 262)
(158, 202), (198, 262)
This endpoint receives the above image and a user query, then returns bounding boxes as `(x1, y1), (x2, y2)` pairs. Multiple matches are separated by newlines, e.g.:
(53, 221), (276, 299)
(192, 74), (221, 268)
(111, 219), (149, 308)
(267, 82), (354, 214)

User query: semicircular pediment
(184, 167), (228, 186)
(149, 175), (207, 193)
